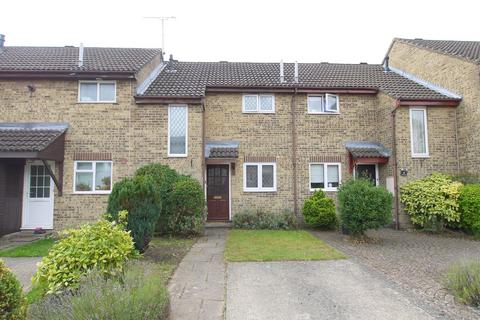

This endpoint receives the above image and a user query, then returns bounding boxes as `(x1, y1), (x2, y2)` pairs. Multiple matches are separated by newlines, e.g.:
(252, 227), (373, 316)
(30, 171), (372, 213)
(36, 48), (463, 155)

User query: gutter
(135, 95), (203, 104)
(206, 86), (378, 95)
(0, 70), (136, 80)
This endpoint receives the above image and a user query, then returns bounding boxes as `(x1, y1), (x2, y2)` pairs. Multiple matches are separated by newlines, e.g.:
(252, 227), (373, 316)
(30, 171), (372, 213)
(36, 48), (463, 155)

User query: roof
(346, 141), (391, 158)
(139, 61), (457, 101)
(205, 141), (240, 158)
(0, 123), (68, 152)
(0, 46), (161, 73)
(395, 38), (480, 64)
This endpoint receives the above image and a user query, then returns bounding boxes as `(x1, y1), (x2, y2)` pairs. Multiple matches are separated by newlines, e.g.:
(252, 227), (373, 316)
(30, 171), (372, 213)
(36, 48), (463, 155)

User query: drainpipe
(291, 87), (299, 216)
(201, 97), (206, 191)
(391, 100), (400, 230)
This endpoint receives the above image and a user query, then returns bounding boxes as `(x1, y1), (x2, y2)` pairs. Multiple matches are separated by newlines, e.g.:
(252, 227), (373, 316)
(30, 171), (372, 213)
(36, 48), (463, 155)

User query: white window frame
(168, 104), (188, 157)
(242, 94), (275, 113)
(307, 94), (340, 114)
(73, 161), (113, 194)
(309, 162), (341, 192)
(78, 80), (117, 103)
(243, 162), (277, 192)
(409, 107), (429, 158)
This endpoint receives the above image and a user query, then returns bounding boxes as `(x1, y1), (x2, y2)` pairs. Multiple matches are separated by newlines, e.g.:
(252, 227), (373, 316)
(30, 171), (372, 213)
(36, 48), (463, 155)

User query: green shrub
(29, 261), (169, 320)
(400, 173), (462, 231)
(338, 178), (393, 236)
(451, 172), (480, 185)
(459, 184), (480, 236)
(168, 176), (205, 236)
(33, 220), (136, 294)
(0, 259), (26, 319)
(302, 190), (337, 229)
(444, 261), (480, 307)
(233, 210), (297, 230)
(107, 175), (161, 252)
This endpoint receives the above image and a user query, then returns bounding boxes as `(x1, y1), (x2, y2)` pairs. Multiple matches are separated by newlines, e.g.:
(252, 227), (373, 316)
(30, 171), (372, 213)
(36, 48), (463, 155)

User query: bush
(107, 175), (161, 252)
(29, 261), (169, 320)
(33, 219), (136, 294)
(459, 184), (480, 236)
(400, 173), (462, 231)
(302, 190), (337, 229)
(0, 259), (26, 319)
(168, 176), (205, 236)
(338, 178), (393, 236)
(444, 261), (480, 307)
(233, 210), (297, 230)
(451, 172), (480, 185)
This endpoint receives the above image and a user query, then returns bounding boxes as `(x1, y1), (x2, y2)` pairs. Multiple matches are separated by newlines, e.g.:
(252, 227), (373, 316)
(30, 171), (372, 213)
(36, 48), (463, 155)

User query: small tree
(338, 178), (392, 236)
(302, 190), (337, 230)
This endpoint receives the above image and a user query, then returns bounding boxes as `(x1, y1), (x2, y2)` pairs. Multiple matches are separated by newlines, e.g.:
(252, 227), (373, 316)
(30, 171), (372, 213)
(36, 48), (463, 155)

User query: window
(307, 94), (339, 113)
(409, 107), (429, 157)
(243, 163), (276, 192)
(78, 81), (116, 103)
(242, 94), (275, 113)
(74, 161), (112, 193)
(168, 105), (188, 157)
(309, 163), (341, 191)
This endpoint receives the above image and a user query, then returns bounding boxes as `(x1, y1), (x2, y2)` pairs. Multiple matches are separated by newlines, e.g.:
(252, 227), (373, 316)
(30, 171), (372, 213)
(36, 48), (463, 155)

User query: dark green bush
(107, 175), (161, 252)
(302, 190), (337, 229)
(168, 176), (205, 236)
(0, 259), (26, 319)
(444, 261), (480, 307)
(459, 184), (480, 236)
(233, 210), (297, 230)
(338, 178), (393, 236)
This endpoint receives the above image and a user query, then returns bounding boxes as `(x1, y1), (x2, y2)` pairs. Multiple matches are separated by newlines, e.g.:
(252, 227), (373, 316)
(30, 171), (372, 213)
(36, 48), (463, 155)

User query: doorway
(207, 164), (230, 221)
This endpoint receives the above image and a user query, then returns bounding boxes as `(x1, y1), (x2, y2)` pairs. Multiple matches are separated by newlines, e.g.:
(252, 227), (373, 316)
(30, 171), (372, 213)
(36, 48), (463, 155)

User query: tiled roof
(205, 141), (240, 158)
(141, 61), (456, 100)
(346, 141), (391, 158)
(0, 47), (161, 73)
(0, 123), (68, 152)
(396, 38), (480, 64)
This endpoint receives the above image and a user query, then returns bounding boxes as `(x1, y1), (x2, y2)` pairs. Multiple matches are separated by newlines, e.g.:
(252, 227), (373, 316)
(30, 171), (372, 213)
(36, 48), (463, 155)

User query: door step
(205, 221), (233, 228)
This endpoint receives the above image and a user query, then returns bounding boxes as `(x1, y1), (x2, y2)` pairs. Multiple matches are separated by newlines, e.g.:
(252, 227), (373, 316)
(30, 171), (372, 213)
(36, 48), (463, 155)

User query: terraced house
(0, 34), (468, 235)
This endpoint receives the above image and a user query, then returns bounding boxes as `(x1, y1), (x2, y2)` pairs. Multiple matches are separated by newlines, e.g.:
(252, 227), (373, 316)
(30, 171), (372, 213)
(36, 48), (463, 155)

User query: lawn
(225, 230), (345, 262)
(0, 238), (55, 257)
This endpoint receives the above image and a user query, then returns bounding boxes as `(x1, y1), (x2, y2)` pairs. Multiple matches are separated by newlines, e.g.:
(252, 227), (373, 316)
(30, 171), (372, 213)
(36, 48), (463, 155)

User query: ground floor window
(309, 163), (341, 191)
(74, 161), (112, 193)
(243, 162), (276, 192)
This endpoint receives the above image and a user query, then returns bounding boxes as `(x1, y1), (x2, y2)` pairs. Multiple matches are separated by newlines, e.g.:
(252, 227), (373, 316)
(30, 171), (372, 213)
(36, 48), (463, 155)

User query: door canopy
(346, 141), (391, 173)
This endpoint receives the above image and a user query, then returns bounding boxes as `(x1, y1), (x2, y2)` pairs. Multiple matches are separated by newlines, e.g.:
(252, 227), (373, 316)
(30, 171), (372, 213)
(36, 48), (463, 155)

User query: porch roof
(205, 140), (240, 159)
(346, 141), (391, 158)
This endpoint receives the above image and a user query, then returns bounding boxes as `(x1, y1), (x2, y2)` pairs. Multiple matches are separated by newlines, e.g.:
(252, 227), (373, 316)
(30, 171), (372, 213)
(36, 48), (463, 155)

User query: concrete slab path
(3, 257), (41, 291)
(168, 228), (227, 320)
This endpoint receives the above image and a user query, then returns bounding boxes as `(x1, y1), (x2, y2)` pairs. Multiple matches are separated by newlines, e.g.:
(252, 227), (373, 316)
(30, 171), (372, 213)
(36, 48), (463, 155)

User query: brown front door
(207, 164), (229, 221)
(0, 160), (24, 236)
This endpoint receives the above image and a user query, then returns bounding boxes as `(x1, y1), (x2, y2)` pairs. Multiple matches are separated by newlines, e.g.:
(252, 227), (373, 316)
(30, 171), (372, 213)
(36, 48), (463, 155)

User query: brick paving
(312, 228), (480, 320)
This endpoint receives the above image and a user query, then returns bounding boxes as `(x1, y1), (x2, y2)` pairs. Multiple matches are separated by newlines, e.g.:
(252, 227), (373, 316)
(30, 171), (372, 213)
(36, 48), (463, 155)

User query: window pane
(30, 187), (37, 198)
(244, 95), (258, 112)
(43, 188), (50, 198)
(95, 162), (112, 191)
(308, 96), (323, 113)
(310, 164), (324, 189)
(79, 83), (97, 102)
(327, 165), (339, 188)
(325, 94), (338, 112)
(262, 165), (274, 188)
(169, 106), (187, 155)
(411, 110), (427, 154)
(77, 162), (93, 170)
(75, 172), (93, 191)
(246, 165), (258, 188)
(259, 95), (273, 111)
(99, 83), (115, 101)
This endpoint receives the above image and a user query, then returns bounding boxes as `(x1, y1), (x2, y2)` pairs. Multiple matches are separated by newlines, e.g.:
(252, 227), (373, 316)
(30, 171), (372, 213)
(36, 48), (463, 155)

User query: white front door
(22, 161), (54, 229)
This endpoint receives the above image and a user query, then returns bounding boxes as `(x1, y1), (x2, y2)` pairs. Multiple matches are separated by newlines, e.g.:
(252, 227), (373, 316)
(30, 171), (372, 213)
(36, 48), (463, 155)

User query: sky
(1, 0), (479, 64)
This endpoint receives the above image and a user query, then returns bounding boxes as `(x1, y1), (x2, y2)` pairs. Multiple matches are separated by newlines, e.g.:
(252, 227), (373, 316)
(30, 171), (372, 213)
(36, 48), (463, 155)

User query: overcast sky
(1, 0), (478, 64)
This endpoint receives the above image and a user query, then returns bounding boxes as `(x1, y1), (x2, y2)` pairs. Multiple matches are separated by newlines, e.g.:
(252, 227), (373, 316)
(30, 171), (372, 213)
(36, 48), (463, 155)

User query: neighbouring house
(0, 34), (463, 235)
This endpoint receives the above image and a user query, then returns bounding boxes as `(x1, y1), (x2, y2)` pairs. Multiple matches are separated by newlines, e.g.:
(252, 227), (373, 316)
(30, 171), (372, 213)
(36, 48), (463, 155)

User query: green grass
(0, 238), (55, 257)
(225, 230), (346, 262)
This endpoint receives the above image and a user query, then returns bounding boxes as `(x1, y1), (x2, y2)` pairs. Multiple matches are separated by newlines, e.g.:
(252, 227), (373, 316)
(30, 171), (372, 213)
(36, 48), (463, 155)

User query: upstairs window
(244, 163), (276, 192)
(243, 94), (275, 113)
(168, 105), (188, 157)
(79, 81), (116, 103)
(307, 94), (339, 114)
(74, 161), (112, 193)
(410, 107), (429, 157)
(309, 163), (341, 191)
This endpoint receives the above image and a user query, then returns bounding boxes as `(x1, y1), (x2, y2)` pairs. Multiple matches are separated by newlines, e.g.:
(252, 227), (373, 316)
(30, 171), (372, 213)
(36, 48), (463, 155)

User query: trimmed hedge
(233, 210), (297, 230)
(0, 259), (26, 319)
(302, 190), (337, 230)
(459, 184), (480, 236)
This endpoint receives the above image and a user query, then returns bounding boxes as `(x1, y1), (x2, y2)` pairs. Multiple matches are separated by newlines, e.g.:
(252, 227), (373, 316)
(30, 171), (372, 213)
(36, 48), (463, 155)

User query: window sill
(311, 188), (338, 192)
(77, 101), (118, 105)
(168, 154), (188, 158)
(307, 112), (340, 115)
(73, 191), (111, 195)
(411, 155), (430, 159)
(243, 189), (277, 193)
(242, 111), (276, 114)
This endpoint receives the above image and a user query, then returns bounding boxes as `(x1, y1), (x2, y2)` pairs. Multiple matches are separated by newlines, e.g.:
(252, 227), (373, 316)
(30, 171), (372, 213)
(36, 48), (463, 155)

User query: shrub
(302, 190), (337, 229)
(29, 261), (169, 320)
(444, 261), (480, 307)
(233, 210), (297, 230)
(458, 184), (480, 236)
(400, 173), (462, 231)
(0, 259), (26, 319)
(107, 175), (161, 252)
(168, 176), (205, 236)
(33, 219), (136, 294)
(451, 172), (480, 185)
(338, 178), (393, 236)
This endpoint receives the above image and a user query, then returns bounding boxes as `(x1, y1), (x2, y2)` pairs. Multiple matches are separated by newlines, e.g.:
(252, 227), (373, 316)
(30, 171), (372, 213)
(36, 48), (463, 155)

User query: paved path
(168, 228), (227, 320)
(2, 257), (41, 291)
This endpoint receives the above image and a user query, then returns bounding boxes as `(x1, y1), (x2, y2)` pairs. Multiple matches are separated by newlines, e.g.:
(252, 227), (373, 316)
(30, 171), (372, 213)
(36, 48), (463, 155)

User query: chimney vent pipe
(78, 43), (84, 67)
(0, 34), (5, 52)
(294, 61), (299, 83)
(280, 60), (285, 83)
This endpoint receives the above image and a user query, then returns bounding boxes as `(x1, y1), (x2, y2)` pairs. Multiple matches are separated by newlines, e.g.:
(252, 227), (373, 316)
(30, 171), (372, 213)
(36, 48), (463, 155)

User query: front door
(22, 161), (54, 229)
(0, 160), (24, 236)
(355, 164), (378, 186)
(207, 164), (230, 221)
